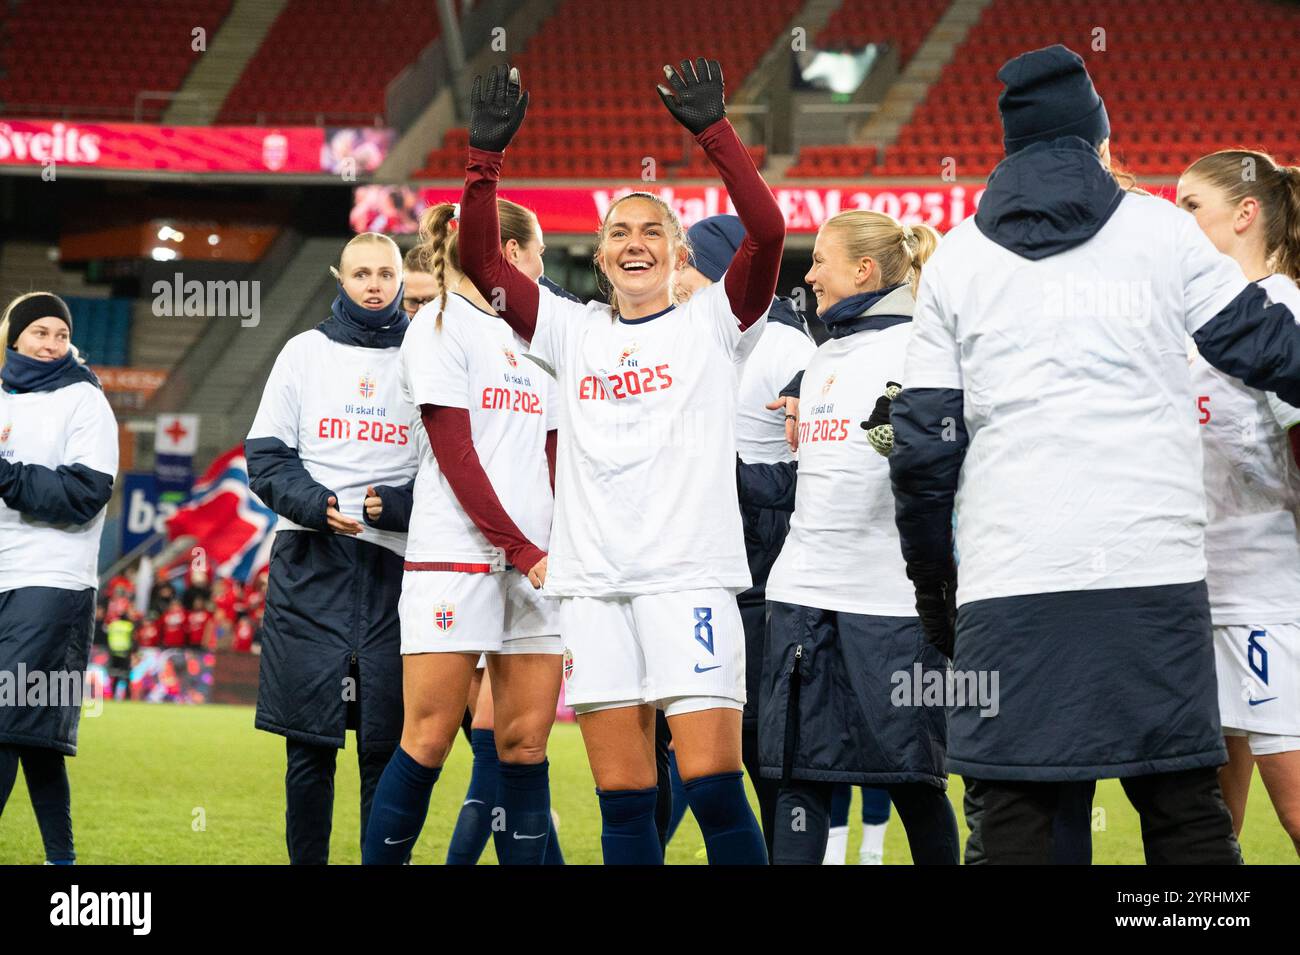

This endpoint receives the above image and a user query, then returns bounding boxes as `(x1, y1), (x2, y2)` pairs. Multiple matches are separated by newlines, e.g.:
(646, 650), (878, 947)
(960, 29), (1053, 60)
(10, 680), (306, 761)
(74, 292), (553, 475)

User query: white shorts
(558, 588), (745, 714)
(1214, 623), (1300, 738)
(1222, 727), (1300, 756)
(399, 569), (560, 655)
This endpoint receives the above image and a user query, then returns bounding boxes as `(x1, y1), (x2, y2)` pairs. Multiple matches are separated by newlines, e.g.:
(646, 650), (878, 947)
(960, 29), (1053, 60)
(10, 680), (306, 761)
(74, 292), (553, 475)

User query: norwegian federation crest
(562, 648), (574, 681)
(0, 424), (9, 443)
(359, 373), (376, 399)
(821, 374), (836, 395)
(617, 343), (640, 366)
(434, 601), (456, 632)
(502, 346), (518, 368)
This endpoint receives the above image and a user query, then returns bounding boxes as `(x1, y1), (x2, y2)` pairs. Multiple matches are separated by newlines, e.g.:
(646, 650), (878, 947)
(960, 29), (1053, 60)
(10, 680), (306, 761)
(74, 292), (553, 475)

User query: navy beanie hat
(686, 214), (746, 282)
(997, 44), (1110, 154)
(6, 293), (73, 348)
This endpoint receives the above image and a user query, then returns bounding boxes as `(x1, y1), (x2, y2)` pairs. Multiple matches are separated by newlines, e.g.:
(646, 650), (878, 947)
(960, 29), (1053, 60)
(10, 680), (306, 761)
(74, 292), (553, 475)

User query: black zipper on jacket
(781, 643), (804, 784)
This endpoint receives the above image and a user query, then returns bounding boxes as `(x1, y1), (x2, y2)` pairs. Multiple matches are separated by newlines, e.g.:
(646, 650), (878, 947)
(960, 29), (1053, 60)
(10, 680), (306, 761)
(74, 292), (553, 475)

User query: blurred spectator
(245, 570), (268, 627)
(105, 589), (133, 623)
(187, 600), (213, 649)
(184, 569), (212, 609)
(161, 599), (187, 649)
(213, 577), (244, 625)
(106, 575), (134, 598)
(233, 613), (256, 654)
(150, 581), (177, 617)
(105, 614), (134, 699)
(136, 614), (160, 649)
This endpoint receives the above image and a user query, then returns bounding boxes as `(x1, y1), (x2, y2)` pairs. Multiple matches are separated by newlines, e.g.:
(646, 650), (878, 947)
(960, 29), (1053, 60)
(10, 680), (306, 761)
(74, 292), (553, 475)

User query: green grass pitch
(0, 701), (1294, 864)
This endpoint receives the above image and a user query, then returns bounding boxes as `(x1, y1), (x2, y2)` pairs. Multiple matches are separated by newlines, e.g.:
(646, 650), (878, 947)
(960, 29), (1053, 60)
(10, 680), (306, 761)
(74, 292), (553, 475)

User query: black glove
(656, 58), (726, 135)
(861, 381), (902, 457)
(909, 564), (957, 659)
(469, 65), (529, 153)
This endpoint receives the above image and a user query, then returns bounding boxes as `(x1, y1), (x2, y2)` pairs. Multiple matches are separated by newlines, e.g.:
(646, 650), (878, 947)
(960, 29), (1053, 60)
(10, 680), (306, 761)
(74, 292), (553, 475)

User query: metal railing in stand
(795, 101), (881, 144)
(98, 532), (200, 590)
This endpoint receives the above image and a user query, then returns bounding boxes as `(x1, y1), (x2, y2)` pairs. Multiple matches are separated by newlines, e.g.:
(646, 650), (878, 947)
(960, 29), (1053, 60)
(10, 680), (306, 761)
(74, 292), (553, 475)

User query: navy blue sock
(445, 729), (498, 865)
(543, 815), (564, 865)
(830, 783), (852, 828)
(493, 759), (552, 865)
(665, 750), (690, 843)
(683, 771), (768, 865)
(361, 746), (440, 865)
(597, 787), (664, 865)
(861, 786), (892, 826)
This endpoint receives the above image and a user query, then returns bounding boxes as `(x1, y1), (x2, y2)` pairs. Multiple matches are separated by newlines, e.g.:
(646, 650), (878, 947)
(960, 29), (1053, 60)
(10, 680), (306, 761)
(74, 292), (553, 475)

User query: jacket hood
(769, 295), (813, 337)
(974, 136), (1125, 261)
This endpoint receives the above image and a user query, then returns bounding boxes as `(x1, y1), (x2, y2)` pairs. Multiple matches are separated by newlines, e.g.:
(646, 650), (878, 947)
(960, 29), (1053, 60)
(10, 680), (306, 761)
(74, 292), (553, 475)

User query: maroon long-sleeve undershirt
(546, 428), (556, 492)
(421, 404), (545, 574)
(461, 117), (785, 340)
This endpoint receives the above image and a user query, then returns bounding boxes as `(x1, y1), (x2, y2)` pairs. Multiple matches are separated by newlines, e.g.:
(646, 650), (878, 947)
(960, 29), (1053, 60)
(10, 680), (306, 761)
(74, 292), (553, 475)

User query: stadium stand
(791, 0), (1300, 179)
(0, 0), (232, 122)
(413, 0), (800, 179)
(889, 0), (1300, 176)
(816, 0), (951, 68)
(216, 0), (442, 125)
(67, 297), (133, 367)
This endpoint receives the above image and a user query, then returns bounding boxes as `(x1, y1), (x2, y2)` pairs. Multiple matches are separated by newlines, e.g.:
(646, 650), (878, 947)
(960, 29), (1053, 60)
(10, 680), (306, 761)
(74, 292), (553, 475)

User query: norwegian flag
(164, 445), (278, 583)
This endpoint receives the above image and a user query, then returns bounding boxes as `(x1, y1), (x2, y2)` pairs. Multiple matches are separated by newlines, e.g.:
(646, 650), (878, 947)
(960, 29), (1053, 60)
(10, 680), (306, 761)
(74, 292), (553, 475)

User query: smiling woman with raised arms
(456, 61), (785, 865)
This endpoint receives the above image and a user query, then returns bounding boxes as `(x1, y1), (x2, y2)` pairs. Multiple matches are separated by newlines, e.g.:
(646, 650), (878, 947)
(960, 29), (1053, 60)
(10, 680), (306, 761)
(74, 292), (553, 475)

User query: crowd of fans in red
(96, 569), (267, 656)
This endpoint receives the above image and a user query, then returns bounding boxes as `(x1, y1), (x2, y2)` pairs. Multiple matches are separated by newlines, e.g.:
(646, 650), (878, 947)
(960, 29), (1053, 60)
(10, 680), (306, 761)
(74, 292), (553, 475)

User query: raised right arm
(459, 65), (540, 343)
(460, 147), (540, 342)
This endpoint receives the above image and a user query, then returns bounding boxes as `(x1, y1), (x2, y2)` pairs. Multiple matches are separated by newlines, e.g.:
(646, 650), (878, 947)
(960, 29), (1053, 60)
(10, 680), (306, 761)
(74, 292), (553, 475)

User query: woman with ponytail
(362, 199), (565, 866)
(0, 292), (118, 864)
(754, 211), (960, 865)
(245, 232), (419, 864)
(1178, 148), (1300, 856)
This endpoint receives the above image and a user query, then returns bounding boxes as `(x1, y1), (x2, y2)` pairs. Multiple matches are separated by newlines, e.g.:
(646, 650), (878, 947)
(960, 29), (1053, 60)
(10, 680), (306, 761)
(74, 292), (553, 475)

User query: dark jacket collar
(2, 348), (102, 394)
(819, 283), (915, 339)
(317, 283), (409, 348)
(974, 136), (1125, 260)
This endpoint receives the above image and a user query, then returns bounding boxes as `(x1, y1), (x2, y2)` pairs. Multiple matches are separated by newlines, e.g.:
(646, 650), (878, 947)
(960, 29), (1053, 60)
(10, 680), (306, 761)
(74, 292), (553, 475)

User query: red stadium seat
(411, 0), (800, 179)
(216, 0), (441, 125)
(0, 1), (232, 120)
(871, 0), (1300, 177)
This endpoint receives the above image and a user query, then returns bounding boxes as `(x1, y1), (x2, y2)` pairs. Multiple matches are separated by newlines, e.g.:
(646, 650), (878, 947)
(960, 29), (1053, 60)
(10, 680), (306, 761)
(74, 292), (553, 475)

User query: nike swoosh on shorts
(1248, 696), (1279, 706)
(694, 664), (721, 673)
